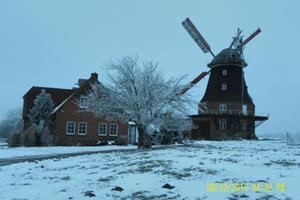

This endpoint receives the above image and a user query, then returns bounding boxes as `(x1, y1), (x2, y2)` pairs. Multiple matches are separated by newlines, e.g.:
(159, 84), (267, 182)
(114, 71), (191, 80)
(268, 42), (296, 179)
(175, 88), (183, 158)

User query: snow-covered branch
(86, 56), (194, 148)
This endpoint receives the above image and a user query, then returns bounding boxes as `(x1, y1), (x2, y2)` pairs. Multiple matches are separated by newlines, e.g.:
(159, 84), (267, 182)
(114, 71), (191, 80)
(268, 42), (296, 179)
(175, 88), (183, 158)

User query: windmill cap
(207, 48), (247, 68)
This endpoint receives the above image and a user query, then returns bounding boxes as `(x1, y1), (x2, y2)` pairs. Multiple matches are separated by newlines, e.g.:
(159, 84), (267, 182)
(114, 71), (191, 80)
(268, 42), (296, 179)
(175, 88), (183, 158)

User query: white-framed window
(78, 122), (87, 135)
(221, 83), (227, 91)
(79, 96), (88, 108)
(241, 120), (247, 131)
(219, 119), (227, 130)
(109, 123), (118, 136)
(222, 69), (228, 76)
(66, 121), (76, 135)
(98, 123), (107, 136)
(219, 104), (227, 112)
(242, 105), (248, 115)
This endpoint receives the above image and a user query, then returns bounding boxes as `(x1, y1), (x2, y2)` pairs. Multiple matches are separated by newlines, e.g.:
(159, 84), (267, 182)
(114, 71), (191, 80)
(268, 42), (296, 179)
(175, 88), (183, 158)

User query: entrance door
(128, 125), (137, 144)
(198, 121), (210, 139)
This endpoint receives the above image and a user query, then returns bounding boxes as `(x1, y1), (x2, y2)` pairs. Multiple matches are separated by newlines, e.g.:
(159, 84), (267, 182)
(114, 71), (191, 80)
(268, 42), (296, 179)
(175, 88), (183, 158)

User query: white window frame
(222, 69), (228, 76)
(219, 104), (227, 112)
(79, 96), (88, 108)
(221, 83), (227, 91)
(66, 121), (76, 135)
(241, 120), (247, 131)
(219, 119), (227, 130)
(78, 122), (87, 135)
(98, 123), (107, 136)
(109, 123), (118, 136)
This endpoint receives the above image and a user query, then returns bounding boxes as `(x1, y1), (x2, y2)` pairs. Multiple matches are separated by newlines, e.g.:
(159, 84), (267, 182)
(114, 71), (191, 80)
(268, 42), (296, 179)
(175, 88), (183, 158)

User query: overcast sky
(0, 1), (299, 135)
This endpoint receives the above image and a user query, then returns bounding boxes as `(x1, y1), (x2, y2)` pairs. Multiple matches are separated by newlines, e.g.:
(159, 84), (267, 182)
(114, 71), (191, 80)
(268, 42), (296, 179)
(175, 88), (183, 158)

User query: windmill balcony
(199, 110), (254, 116)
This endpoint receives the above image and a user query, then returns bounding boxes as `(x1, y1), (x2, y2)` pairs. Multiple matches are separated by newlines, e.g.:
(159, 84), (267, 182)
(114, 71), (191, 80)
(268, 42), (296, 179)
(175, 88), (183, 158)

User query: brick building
(23, 73), (131, 145)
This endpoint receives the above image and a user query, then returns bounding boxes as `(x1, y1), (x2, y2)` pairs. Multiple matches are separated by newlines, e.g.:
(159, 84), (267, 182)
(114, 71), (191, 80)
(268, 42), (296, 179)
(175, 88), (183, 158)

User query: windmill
(181, 17), (261, 95)
(181, 17), (268, 140)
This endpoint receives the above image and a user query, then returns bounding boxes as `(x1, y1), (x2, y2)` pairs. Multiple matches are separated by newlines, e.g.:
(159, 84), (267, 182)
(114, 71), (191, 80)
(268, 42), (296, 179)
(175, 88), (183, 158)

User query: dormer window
(222, 69), (228, 76)
(79, 96), (88, 108)
(221, 84), (227, 91)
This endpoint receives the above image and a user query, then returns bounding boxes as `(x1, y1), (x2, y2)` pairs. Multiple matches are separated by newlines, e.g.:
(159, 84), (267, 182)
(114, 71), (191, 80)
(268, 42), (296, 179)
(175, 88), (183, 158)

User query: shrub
(39, 127), (54, 146)
(97, 141), (109, 146)
(23, 126), (37, 147)
(144, 134), (152, 148)
(159, 132), (174, 145)
(112, 139), (127, 146)
(8, 132), (22, 147)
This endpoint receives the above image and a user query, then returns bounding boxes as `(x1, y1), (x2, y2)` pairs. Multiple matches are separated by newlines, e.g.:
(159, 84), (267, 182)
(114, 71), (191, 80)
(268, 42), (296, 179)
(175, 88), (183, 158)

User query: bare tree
(0, 107), (23, 138)
(86, 56), (193, 149)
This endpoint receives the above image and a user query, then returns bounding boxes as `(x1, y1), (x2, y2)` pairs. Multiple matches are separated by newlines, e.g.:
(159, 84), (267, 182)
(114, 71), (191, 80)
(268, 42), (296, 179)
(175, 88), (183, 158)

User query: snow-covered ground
(0, 139), (299, 199)
(0, 141), (7, 150)
(0, 145), (135, 160)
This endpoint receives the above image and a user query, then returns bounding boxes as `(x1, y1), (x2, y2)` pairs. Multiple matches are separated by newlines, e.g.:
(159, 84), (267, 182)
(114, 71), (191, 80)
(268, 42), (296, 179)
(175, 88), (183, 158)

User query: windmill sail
(241, 28), (261, 47)
(180, 71), (210, 95)
(182, 17), (211, 54)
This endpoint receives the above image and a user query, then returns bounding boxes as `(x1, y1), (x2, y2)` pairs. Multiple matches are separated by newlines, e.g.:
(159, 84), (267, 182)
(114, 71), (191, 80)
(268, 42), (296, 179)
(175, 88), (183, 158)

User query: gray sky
(0, 1), (299, 135)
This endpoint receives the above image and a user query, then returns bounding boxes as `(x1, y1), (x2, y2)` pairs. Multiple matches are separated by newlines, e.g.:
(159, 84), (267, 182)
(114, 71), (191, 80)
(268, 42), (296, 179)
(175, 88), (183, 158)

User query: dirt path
(0, 145), (184, 167)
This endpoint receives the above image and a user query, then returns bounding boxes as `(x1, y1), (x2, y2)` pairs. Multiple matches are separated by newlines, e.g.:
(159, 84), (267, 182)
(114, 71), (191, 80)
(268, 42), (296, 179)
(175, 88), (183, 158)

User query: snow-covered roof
(207, 48), (247, 68)
(128, 121), (136, 125)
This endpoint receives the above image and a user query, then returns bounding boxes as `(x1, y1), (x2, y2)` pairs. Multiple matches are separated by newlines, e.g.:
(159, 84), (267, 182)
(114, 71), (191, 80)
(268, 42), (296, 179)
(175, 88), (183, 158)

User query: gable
(23, 87), (74, 118)
(23, 73), (100, 118)
(50, 73), (100, 114)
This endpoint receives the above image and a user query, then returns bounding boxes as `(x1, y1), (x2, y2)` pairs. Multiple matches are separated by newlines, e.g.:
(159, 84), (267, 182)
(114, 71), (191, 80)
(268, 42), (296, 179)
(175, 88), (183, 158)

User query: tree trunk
(137, 125), (145, 149)
(137, 125), (152, 149)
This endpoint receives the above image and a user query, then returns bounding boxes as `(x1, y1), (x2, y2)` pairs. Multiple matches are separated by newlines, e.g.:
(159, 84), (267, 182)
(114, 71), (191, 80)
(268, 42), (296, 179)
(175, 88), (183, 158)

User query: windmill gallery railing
(199, 110), (255, 116)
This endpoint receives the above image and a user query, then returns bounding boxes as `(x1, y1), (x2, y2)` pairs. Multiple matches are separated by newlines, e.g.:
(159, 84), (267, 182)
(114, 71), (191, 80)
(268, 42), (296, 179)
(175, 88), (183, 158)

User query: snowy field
(0, 138), (7, 149)
(0, 139), (299, 200)
(0, 145), (135, 160)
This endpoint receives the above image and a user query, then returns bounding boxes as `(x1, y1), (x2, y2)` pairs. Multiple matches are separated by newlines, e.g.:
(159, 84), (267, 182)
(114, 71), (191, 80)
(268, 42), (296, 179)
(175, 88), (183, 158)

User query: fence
(286, 132), (300, 146)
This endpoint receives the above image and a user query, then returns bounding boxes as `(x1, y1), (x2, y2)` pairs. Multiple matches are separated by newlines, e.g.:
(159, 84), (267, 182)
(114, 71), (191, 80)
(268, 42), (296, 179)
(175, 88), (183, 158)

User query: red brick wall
(54, 96), (128, 146)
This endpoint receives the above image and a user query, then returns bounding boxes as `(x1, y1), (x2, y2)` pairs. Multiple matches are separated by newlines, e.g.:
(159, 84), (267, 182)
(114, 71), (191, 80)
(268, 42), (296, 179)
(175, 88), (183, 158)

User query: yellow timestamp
(206, 182), (285, 193)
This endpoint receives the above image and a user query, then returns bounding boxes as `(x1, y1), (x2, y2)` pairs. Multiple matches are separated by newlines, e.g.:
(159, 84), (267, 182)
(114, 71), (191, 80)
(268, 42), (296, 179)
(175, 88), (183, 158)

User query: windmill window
(78, 122), (87, 135)
(219, 119), (227, 130)
(221, 84), (227, 91)
(219, 104), (227, 112)
(222, 69), (228, 76)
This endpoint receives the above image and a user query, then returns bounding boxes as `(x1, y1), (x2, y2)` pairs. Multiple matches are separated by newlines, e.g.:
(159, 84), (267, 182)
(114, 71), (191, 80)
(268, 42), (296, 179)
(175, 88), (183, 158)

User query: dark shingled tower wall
(190, 48), (267, 140)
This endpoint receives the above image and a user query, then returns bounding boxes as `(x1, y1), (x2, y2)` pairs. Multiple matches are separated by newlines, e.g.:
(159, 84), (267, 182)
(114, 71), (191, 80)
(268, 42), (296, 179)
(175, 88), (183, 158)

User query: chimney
(90, 72), (98, 82)
(77, 79), (87, 87)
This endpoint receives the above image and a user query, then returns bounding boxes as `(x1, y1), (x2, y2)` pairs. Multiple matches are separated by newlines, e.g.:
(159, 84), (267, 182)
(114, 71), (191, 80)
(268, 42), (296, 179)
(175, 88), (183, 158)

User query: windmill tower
(181, 17), (268, 140)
